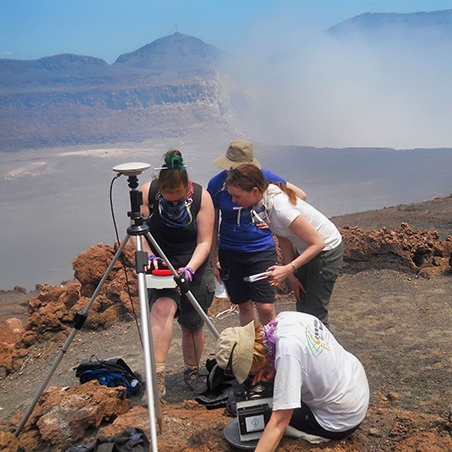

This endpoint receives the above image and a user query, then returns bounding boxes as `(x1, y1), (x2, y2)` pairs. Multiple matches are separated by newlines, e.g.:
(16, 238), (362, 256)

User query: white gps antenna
(112, 162), (151, 176)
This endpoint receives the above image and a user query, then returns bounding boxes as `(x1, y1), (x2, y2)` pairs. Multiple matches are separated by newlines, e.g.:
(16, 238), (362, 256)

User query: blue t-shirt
(207, 169), (286, 252)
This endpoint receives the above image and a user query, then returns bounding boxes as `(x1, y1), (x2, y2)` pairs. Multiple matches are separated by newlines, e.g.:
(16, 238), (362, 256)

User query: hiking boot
(140, 373), (166, 407)
(156, 370), (166, 399)
(183, 367), (207, 395)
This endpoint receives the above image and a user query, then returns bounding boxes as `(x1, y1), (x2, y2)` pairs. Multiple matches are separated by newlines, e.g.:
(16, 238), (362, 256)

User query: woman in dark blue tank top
(137, 149), (215, 398)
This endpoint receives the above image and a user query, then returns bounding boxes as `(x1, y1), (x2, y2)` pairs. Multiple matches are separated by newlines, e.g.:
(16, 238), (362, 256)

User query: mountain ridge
(1, 9), (451, 151)
(0, 33), (242, 151)
(328, 8), (452, 37)
(114, 32), (227, 71)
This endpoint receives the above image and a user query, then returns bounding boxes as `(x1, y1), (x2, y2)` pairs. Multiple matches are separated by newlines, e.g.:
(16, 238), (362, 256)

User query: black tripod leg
(15, 235), (132, 436)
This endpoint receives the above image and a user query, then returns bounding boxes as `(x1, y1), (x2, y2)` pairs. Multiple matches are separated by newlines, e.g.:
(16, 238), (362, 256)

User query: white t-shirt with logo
(272, 312), (369, 432)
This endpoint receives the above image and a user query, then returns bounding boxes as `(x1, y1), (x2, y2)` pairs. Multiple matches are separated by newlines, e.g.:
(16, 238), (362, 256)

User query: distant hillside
(0, 33), (243, 151)
(1, 9), (452, 152)
(331, 194), (452, 240)
(114, 33), (227, 71)
(328, 9), (452, 40)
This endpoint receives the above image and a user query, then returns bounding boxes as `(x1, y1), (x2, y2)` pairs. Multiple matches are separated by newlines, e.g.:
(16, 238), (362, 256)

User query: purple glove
(147, 255), (163, 269)
(178, 267), (195, 282)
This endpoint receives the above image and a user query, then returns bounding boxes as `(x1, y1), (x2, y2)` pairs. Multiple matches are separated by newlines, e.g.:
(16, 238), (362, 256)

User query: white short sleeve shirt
(272, 312), (370, 432)
(261, 184), (342, 252)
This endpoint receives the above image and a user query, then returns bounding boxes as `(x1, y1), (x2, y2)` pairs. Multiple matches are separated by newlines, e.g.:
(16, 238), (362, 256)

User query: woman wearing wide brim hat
(216, 312), (370, 449)
(207, 140), (307, 327)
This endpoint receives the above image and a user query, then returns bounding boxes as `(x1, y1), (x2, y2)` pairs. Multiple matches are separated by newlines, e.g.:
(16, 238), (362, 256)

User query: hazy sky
(1, 0), (452, 148)
(1, 0), (451, 62)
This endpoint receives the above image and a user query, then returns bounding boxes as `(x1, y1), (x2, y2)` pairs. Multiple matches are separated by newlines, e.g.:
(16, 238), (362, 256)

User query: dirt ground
(0, 195), (451, 451)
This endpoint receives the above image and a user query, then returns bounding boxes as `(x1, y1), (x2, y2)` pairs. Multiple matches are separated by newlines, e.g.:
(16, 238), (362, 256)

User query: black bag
(195, 359), (273, 417)
(94, 428), (149, 452)
(66, 427), (149, 452)
(74, 357), (144, 398)
(194, 358), (235, 410)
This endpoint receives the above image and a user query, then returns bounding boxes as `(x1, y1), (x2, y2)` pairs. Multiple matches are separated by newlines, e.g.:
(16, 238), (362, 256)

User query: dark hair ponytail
(163, 149), (185, 170)
(158, 149), (189, 193)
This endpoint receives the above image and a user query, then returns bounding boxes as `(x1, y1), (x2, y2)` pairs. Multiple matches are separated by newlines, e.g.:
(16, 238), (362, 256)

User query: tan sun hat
(213, 140), (261, 170)
(215, 321), (256, 384)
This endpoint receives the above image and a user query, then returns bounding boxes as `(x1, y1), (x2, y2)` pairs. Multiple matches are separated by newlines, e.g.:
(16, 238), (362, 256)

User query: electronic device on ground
(236, 397), (273, 441)
(224, 382), (273, 448)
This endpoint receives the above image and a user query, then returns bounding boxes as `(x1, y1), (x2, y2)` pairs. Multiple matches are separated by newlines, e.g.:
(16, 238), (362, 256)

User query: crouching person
(216, 312), (369, 451)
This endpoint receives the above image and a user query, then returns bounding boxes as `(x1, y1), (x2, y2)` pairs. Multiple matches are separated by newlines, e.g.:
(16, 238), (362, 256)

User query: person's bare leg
(181, 326), (204, 366)
(255, 302), (275, 325)
(150, 297), (177, 397)
(238, 300), (258, 326)
(181, 326), (207, 393)
(150, 297), (177, 364)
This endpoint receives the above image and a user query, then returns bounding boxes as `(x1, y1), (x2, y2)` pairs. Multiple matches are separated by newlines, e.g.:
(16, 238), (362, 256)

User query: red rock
(0, 342), (15, 373)
(0, 430), (20, 451)
(0, 318), (24, 344)
(15, 380), (129, 450)
(340, 223), (451, 275)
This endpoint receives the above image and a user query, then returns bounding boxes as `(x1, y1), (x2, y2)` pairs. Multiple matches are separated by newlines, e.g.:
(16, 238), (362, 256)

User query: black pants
(289, 402), (361, 439)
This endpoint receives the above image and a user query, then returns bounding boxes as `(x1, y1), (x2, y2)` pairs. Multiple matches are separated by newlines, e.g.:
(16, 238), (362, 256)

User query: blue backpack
(75, 357), (144, 397)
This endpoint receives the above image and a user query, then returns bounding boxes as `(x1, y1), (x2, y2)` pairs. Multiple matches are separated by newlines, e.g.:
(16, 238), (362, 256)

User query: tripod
(15, 162), (220, 452)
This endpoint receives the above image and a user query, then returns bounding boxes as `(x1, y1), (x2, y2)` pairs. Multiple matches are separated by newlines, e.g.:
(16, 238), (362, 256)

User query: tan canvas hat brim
(213, 154), (261, 170)
(215, 321), (256, 384)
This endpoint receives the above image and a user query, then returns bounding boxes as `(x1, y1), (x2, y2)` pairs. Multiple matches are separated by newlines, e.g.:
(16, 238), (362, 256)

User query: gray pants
(294, 242), (343, 325)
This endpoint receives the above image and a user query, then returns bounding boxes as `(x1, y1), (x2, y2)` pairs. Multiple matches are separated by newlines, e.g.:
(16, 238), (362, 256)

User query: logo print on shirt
(305, 319), (330, 358)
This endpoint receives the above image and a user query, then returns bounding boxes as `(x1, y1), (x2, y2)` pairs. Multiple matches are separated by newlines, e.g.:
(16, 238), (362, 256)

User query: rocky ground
(0, 195), (451, 451)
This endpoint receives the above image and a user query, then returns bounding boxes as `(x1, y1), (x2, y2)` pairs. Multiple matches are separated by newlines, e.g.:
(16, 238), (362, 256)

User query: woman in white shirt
(216, 312), (370, 451)
(224, 164), (343, 326)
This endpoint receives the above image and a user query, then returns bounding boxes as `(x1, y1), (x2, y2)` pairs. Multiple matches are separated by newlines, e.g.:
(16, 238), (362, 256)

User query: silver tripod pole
(15, 163), (163, 451)
(14, 236), (130, 436)
(135, 234), (159, 450)
(14, 233), (162, 447)
(14, 162), (219, 450)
